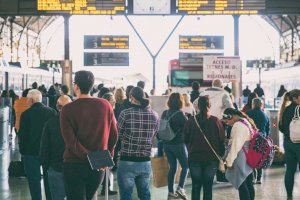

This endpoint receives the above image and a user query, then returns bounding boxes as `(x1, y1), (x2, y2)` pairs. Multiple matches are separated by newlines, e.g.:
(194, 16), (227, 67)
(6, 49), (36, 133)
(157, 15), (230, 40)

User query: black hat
(130, 87), (150, 108)
(130, 87), (145, 102)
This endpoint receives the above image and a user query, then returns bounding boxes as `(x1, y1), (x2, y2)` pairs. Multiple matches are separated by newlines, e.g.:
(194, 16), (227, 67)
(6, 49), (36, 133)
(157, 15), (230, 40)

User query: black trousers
(253, 168), (263, 181)
(63, 163), (104, 200)
(238, 174), (255, 200)
(284, 138), (300, 197)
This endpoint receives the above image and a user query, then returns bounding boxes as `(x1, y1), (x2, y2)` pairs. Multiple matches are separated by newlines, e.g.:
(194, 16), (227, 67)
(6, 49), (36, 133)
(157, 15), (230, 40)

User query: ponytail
(279, 92), (291, 123)
(197, 96), (211, 121)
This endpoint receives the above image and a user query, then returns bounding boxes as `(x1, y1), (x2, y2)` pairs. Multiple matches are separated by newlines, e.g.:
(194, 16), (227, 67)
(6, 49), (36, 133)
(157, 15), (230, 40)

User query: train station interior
(1, 0), (300, 200)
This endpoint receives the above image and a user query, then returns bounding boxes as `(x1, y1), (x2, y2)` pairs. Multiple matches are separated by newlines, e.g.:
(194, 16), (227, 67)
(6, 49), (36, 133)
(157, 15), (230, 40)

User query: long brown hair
(279, 92), (291, 123)
(197, 96), (211, 121)
(167, 93), (183, 110)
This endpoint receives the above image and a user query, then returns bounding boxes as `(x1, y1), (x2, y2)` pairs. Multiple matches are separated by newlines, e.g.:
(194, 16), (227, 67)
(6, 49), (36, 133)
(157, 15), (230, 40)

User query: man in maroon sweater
(60, 70), (118, 200)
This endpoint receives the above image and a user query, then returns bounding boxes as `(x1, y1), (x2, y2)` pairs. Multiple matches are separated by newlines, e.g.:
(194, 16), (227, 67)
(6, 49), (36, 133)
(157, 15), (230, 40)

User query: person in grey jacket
(193, 79), (234, 119)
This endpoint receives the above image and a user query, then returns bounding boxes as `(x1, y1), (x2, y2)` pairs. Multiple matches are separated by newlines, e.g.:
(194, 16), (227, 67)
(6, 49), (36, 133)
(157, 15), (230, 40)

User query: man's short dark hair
(126, 85), (134, 98)
(74, 71), (94, 94)
(61, 85), (69, 94)
(137, 81), (145, 89)
(32, 82), (38, 89)
(97, 83), (104, 91)
(192, 81), (200, 91)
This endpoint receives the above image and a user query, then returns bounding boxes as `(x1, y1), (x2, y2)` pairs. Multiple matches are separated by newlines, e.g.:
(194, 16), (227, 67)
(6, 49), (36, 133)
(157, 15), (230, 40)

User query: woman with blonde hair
(182, 93), (196, 117)
(114, 88), (126, 119)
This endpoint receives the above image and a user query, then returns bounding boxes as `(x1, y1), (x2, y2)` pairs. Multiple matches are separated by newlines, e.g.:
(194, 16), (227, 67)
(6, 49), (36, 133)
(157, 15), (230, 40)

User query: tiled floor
(1, 135), (300, 200)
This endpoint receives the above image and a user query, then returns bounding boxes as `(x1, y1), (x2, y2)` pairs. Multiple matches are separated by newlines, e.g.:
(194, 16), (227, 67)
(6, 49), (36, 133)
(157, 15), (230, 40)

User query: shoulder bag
(193, 116), (226, 172)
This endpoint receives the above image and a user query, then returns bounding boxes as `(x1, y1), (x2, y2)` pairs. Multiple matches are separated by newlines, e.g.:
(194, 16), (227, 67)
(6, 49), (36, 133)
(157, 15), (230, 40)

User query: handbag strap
(193, 116), (223, 162)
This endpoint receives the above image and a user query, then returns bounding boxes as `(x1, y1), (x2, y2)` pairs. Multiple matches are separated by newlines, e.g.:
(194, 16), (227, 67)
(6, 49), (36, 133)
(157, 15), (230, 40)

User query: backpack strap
(166, 110), (181, 121)
(238, 119), (256, 137)
(294, 105), (300, 119)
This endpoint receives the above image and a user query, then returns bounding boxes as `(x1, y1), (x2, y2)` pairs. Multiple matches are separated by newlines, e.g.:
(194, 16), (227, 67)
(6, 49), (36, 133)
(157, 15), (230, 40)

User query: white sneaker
(176, 188), (188, 200)
(168, 192), (181, 200)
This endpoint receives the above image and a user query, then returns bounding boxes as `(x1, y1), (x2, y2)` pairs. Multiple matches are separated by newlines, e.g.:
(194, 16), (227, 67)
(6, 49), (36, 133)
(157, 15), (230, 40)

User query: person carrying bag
(184, 96), (225, 200)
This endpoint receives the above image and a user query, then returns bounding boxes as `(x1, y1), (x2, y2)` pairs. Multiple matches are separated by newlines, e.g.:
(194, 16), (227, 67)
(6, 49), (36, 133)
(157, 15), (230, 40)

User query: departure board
(84, 35), (129, 49)
(179, 36), (224, 50)
(84, 52), (129, 66)
(37, 0), (126, 15)
(179, 53), (223, 67)
(176, 0), (265, 15)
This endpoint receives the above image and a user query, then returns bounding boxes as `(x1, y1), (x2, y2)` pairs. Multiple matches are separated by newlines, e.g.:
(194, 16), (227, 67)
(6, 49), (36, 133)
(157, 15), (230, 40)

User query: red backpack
(240, 119), (275, 169)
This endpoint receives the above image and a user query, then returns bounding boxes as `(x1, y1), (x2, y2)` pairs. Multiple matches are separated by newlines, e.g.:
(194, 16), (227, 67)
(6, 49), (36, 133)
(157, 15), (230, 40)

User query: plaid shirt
(117, 105), (159, 159)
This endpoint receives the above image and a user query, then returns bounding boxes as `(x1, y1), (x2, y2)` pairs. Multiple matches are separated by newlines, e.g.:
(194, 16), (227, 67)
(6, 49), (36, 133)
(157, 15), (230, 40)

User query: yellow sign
(177, 0), (264, 15)
(37, 0), (126, 15)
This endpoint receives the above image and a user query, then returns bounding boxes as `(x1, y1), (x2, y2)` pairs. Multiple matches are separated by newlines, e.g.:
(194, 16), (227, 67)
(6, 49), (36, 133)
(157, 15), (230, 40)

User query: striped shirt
(118, 105), (159, 161)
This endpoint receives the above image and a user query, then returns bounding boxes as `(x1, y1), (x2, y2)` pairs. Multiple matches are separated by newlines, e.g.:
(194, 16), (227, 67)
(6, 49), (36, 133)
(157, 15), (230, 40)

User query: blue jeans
(189, 161), (218, 200)
(23, 155), (42, 200)
(117, 161), (151, 200)
(48, 167), (65, 200)
(164, 143), (189, 193)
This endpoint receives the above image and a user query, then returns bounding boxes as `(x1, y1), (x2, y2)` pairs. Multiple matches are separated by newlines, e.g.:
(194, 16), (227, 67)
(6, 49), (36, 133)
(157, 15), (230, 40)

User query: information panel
(179, 35), (224, 50)
(179, 53), (223, 67)
(37, 0), (126, 15)
(203, 56), (241, 82)
(84, 35), (129, 49)
(176, 0), (265, 15)
(84, 52), (129, 66)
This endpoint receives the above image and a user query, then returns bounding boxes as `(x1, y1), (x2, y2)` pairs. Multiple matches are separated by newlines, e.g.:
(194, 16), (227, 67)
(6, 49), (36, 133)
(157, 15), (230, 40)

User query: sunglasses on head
(222, 114), (232, 120)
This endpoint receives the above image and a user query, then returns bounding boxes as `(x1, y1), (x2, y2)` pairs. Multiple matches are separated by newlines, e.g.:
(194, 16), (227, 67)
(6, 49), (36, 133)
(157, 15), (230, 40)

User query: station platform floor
(1, 135), (300, 200)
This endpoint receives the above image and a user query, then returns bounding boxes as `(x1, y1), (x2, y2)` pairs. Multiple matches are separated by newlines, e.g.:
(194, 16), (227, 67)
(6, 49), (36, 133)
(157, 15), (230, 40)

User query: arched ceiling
(263, 15), (300, 36)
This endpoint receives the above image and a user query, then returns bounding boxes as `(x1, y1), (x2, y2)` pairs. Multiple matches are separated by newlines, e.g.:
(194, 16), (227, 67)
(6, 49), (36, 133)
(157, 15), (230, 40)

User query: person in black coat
(277, 85), (287, 98)
(18, 89), (57, 200)
(190, 81), (200, 103)
(279, 89), (300, 199)
(254, 84), (265, 98)
(243, 86), (251, 97)
(40, 95), (72, 200)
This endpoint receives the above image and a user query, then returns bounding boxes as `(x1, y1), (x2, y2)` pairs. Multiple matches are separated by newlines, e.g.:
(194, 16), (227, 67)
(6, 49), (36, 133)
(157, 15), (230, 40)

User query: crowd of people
(1, 71), (299, 200)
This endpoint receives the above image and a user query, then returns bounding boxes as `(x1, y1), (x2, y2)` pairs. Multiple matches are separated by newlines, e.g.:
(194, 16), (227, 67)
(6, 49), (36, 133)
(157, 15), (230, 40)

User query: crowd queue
(2, 70), (300, 200)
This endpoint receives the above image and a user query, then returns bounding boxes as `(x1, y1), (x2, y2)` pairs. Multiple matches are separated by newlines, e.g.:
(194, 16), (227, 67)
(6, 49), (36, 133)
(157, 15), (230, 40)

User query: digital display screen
(179, 35), (224, 50)
(179, 53), (224, 67)
(176, 0), (265, 15)
(84, 52), (129, 66)
(171, 70), (203, 87)
(37, 0), (126, 15)
(84, 35), (129, 49)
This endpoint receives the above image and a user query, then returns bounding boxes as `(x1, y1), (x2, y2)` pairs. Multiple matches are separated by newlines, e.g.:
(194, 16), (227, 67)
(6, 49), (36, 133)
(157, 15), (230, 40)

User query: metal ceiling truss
(33, 16), (56, 45)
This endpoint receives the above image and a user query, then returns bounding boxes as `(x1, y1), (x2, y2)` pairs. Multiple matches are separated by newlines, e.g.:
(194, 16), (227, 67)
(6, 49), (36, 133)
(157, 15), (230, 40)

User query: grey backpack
(158, 111), (180, 141)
